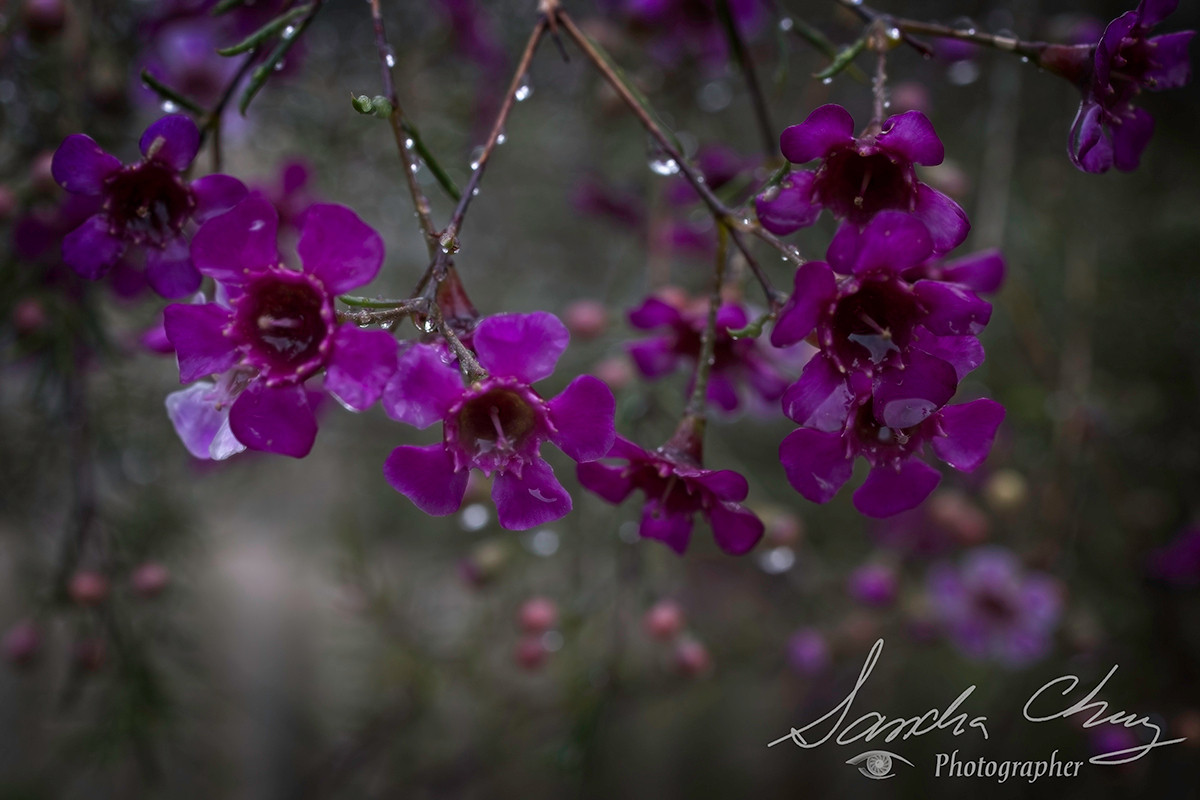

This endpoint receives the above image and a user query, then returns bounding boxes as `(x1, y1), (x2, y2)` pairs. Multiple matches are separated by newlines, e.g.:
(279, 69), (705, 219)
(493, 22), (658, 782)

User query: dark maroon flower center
(815, 148), (915, 224)
(456, 388), (539, 455)
(235, 272), (332, 380)
(103, 161), (195, 244)
(828, 277), (920, 372)
(849, 399), (921, 463)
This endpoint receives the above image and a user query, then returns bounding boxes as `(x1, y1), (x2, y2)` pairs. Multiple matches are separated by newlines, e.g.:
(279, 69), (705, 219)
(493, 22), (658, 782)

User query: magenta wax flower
(1069, 0), (1193, 173)
(50, 115), (247, 297)
(772, 213), (994, 438)
(756, 104), (968, 253)
(927, 547), (1062, 667)
(163, 195), (397, 458)
(626, 293), (793, 412)
(382, 312), (616, 530)
(576, 436), (763, 555)
(780, 397), (1004, 518)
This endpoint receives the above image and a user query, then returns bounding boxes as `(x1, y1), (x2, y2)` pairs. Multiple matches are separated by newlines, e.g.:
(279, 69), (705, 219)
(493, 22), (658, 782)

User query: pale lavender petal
(139, 114), (200, 171)
(780, 104), (855, 163)
(548, 375), (616, 462)
(165, 383), (226, 460)
(51, 135), (121, 195)
(384, 443), (468, 515)
(913, 185), (969, 253)
(576, 461), (636, 504)
(383, 344), (464, 428)
(639, 499), (693, 554)
(491, 458), (572, 530)
(877, 111), (945, 165)
(1111, 106), (1155, 172)
(297, 204), (384, 294)
(473, 312), (569, 383)
(163, 302), (237, 382)
(62, 215), (125, 279)
(191, 174), (249, 223)
(707, 502), (764, 555)
(779, 427), (853, 504)
(755, 172), (820, 235)
(771, 261), (836, 347)
(191, 194), (279, 283)
(325, 324), (398, 411)
(210, 416), (245, 460)
(146, 236), (201, 298)
(782, 355), (854, 432)
(931, 399), (1005, 471)
(228, 382), (318, 458)
(873, 351), (959, 429)
(853, 459), (941, 517)
(915, 280), (992, 336)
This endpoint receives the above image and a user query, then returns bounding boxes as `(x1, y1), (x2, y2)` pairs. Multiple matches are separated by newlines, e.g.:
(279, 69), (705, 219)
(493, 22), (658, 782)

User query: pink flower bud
(563, 299), (608, 339)
(642, 599), (684, 641)
(592, 356), (635, 390)
(673, 637), (711, 677)
(3, 620), (42, 667)
(130, 562), (170, 598)
(518, 596), (558, 633)
(68, 571), (109, 607)
(514, 634), (548, 671)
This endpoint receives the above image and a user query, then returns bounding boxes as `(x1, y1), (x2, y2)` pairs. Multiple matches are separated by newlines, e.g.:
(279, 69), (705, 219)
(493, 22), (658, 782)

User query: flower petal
(639, 499), (693, 554)
(296, 203), (385, 294)
(163, 302), (237, 382)
(383, 344), (464, 428)
(877, 111), (945, 165)
(779, 427), (854, 504)
(853, 459), (941, 517)
(548, 375), (616, 462)
(228, 382), (318, 458)
(911, 328), (985, 381)
(912, 185), (969, 254)
(51, 135), (121, 195)
(491, 458), (572, 530)
(782, 355), (854, 432)
(146, 236), (201, 298)
(707, 501), (764, 555)
(62, 215), (125, 279)
(325, 324), (398, 411)
(915, 280), (992, 336)
(754, 172), (820, 235)
(872, 350), (959, 429)
(191, 194), (279, 283)
(628, 296), (683, 329)
(1144, 31), (1194, 90)
(771, 261), (836, 347)
(1068, 102), (1112, 174)
(692, 469), (750, 502)
(1110, 106), (1155, 172)
(139, 114), (201, 171)
(627, 338), (678, 378)
(931, 398), (1005, 471)
(827, 212), (933, 275)
(576, 461), (636, 504)
(941, 249), (1005, 293)
(780, 104), (855, 164)
(473, 312), (569, 383)
(191, 174), (249, 223)
(165, 383), (228, 460)
(383, 443), (468, 515)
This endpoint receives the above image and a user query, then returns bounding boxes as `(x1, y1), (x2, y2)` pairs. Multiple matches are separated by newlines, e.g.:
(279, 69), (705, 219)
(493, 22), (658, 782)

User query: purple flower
(163, 195), (396, 458)
(780, 396), (1004, 518)
(576, 435), (763, 555)
(927, 547), (1062, 667)
(382, 312), (616, 530)
(607, 0), (768, 69)
(1146, 525), (1200, 586)
(1068, 0), (1193, 173)
(50, 115), (247, 297)
(786, 628), (831, 676)
(626, 292), (794, 412)
(772, 213), (995, 435)
(848, 563), (897, 606)
(756, 104), (968, 253)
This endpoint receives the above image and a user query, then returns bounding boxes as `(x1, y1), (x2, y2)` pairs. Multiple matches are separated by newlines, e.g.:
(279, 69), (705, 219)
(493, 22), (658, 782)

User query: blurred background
(1, 0), (1198, 797)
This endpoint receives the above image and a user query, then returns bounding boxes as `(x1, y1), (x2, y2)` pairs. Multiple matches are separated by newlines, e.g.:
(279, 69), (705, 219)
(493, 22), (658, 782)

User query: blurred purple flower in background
(1147, 525), (1200, 586)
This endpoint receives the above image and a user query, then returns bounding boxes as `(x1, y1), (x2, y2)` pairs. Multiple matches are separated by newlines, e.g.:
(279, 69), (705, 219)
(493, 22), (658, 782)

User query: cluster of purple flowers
(758, 104), (1005, 518)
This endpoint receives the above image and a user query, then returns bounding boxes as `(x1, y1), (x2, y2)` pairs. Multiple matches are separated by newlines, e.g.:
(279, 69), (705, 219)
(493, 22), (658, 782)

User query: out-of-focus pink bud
(643, 599), (685, 641)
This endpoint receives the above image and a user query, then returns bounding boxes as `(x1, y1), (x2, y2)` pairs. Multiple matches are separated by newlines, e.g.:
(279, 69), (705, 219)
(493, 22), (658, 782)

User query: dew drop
(404, 137), (415, 150)
(282, 24), (296, 39)
(273, 59), (286, 72)
(496, 132), (507, 145)
(161, 100), (178, 113)
(469, 145), (485, 171)
(778, 17), (795, 32)
(384, 47), (396, 68)
(514, 74), (532, 102)
(648, 156), (680, 176)
(821, 76), (834, 85)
